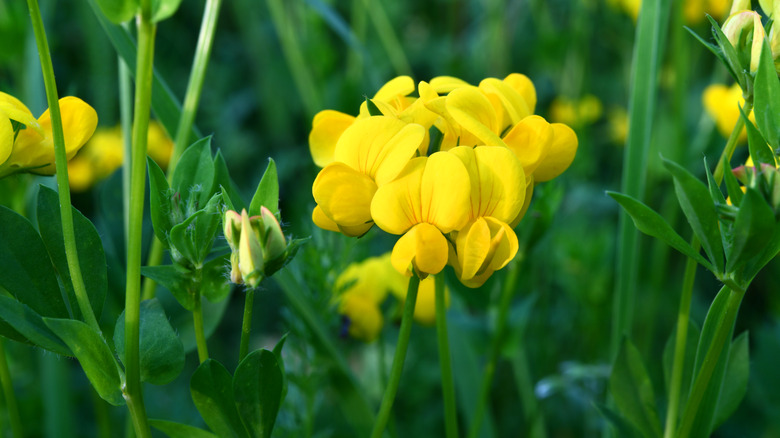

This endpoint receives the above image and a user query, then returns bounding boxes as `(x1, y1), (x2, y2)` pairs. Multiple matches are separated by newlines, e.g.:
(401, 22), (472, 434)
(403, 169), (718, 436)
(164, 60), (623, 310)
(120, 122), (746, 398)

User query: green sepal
(94, 0), (137, 24)
(168, 193), (221, 267)
(753, 38), (780, 151)
(201, 255), (232, 303)
(609, 337), (663, 438)
(37, 186), (107, 322)
(233, 349), (286, 438)
(249, 158), (279, 217)
(149, 419), (218, 438)
(262, 237), (310, 279)
(0, 295), (71, 356)
(172, 137), (216, 212)
(191, 359), (249, 438)
(663, 158), (725, 275)
(712, 332), (749, 430)
(114, 299), (185, 385)
(0, 205), (67, 318)
(141, 264), (196, 310)
(148, 156), (174, 247)
(214, 151), (246, 212)
(607, 192), (714, 272)
(43, 318), (124, 406)
(426, 125), (444, 156)
(707, 15), (747, 90)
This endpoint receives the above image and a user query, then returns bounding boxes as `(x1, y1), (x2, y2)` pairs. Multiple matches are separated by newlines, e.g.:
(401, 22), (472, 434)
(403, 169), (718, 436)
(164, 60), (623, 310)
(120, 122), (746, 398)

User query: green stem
(713, 100), (752, 183)
(360, 0), (412, 76)
(93, 387), (112, 438)
(676, 286), (744, 438)
(42, 352), (73, 437)
(123, 3), (156, 437)
(238, 287), (256, 362)
(468, 257), (521, 438)
(435, 274), (458, 438)
(119, 23), (133, 246)
(512, 345), (547, 438)
(370, 274), (420, 438)
(0, 339), (22, 438)
(193, 292), (210, 364)
(27, 0), (100, 332)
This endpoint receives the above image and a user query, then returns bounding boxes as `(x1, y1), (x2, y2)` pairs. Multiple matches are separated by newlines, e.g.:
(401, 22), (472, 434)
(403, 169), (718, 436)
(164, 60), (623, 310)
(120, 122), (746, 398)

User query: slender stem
(468, 257), (521, 438)
(370, 274), (420, 438)
(27, 0), (100, 332)
(42, 352), (73, 437)
(238, 287), (256, 362)
(677, 286), (744, 438)
(0, 339), (22, 438)
(512, 345), (547, 438)
(123, 3), (156, 437)
(435, 274), (458, 438)
(713, 100), (752, 183)
(92, 387), (113, 438)
(119, 23), (133, 247)
(193, 292), (210, 364)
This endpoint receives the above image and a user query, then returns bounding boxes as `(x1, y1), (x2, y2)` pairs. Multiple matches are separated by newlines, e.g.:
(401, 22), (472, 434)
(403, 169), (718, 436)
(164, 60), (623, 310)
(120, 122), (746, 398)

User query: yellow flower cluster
(0, 92), (97, 179)
(68, 121), (173, 192)
(702, 82), (754, 142)
(549, 94), (603, 129)
(609, 0), (729, 24)
(334, 253), (447, 342)
(309, 75), (578, 287)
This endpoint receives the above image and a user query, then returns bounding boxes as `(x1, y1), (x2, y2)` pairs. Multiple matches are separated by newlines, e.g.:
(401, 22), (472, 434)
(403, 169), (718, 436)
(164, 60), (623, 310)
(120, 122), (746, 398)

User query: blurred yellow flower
(67, 120), (173, 192)
(702, 83), (754, 142)
(549, 94), (603, 128)
(0, 93), (97, 179)
(608, 106), (629, 145)
(611, 0), (728, 23)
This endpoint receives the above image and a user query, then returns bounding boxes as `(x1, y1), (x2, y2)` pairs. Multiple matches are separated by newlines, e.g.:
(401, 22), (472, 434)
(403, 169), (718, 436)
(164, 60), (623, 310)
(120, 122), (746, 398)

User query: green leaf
(191, 359), (249, 438)
(609, 338), (663, 438)
(94, 0), (137, 24)
(0, 295), (71, 356)
(87, 0), (201, 145)
(664, 158), (725, 274)
(37, 186), (107, 322)
(712, 332), (749, 430)
(685, 26), (730, 76)
(724, 160), (744, 207)
(0, 205), (67, 318)
(172, 137), (215, 210)
(149, 419), (218, 438)
(249, 158), (279, 217)
(742, 220), (780, 282)
(172, 293), (231, 353)
(704, 158), (727, 207)
(202, 256), (232, 303)
(114, 299), (185, 385)
(594, 403), (643, 438)
(151, 0), (183, 22)
(233, 349), (285, 438)
(662, 321), (701, 420)
(742, 105), (776, 167)
(727, 188), (775, 273)
(708, 15), (747, 89)
(214, 151), (246, 212)
(607, 192), (714, 272)
(148, 156), (174, 247)
(753, 38), (780, 150)
(141, 264), (195, 310)
(43, 318), (124, 406)
(169, 195), (221, 267)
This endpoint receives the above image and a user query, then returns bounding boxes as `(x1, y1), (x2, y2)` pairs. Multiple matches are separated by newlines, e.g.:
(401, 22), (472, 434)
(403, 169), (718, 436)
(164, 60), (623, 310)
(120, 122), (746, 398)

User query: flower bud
(223, 209), (242, 251)
(238, 209), (265, 288)
(260, 206), (287, 261)
(722, 10), (766, 73)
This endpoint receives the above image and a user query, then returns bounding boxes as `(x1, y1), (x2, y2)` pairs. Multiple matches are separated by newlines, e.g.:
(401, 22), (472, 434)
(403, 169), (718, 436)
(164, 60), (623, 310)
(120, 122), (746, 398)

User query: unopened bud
(260, 206), (287, 261)
(223, 209), (242, 250)
(238, 209), (265, 288)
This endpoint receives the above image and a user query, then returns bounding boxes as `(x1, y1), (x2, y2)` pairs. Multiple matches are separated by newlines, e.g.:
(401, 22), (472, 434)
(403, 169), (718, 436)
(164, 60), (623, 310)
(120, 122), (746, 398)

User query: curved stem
(27, 0), (100, 332)
(123, 3), (157, 437)
(238, 287), (256, 361)
(676, 286), (744, 438)
(435, 274), (458, 438)
(0, 339), (22, 438)
(370, 274), (420, 438)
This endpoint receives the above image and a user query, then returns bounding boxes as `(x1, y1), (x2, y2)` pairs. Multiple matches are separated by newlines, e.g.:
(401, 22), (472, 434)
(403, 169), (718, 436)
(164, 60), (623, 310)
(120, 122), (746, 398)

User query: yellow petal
(502, 115), (552, 177)
(312, 163), (377, 233)
(429, 76), (470, 94)
(373, 76), (415, 102)
(339, 292), (383, 342)
(334, 116), (424, 185)
(0, 117), (12, 166)
(0, 92), (39, 134)
(483, 217), (518, 272)
(503, 73), (536, 114)
(372, 157), (426, 234)
(391, 223), (449, 276)
(419, 151), (471, 232)
(449, 146), (525, 223)
(67, 157), (96, 192)
(510, 176), (535, 228)
(456, 218), (491, 280)
(479, 77), (532, 129)
(312, 206), (340, 232)
(534, 123), (578, 182)
(309, 110), (356, 168)
(410, 276), (447, 325)
(446, 86), (503, 146)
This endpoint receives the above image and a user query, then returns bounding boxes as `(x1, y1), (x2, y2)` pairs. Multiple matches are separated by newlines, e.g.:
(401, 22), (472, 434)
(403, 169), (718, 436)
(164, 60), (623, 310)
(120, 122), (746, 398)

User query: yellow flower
(371, 151), (470, 277)
(225, 207), (289, 288)
(703, 83), (754, 142)
(612, 0), (727, 23)
(389, 276), (449, 326)
(549, 95), (603, 128)
(312, 116), (425, 237)
(339, 292), (384, 342)
(0, 93), (97, 179)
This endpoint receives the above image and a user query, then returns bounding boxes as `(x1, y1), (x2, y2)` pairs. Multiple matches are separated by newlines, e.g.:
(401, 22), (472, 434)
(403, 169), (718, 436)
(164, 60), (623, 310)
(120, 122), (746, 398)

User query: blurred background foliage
(1, 0), (780, 436)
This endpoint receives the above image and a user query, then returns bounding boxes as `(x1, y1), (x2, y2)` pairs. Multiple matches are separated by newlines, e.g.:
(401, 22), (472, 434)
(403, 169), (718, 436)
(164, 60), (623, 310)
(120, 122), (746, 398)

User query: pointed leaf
(704, 158), (727, 207)
(0, 295), (71, 356)
(712, 332), (749, 430)
(94, 0), (137, 24)
(37, 186), (107, 321)
(148, 156), (174, 247)
(141, 264), (195, 310)
(114, 299), (185, 385)
(43, 318), (124, 406)
(607, 192), (714, 272)
(0, 206), (66, 318)
(664, 158), (725, 274)
(191, 359), (249, 438)
(172, 137), (215, 209)
(594, 403), (643, 438)
(150, 419), (218, 438)
(609, 338), (663, 438)
(214, 151), (246, 211)
(708, 15), (746, 89)
(724, 161), (744, 207)
(727, 188), (775, 273)
(249, 158), (279, 216)
(742, 105), (776, 167)
(753, 38), (780, 150)
(233, 349), (285, 438)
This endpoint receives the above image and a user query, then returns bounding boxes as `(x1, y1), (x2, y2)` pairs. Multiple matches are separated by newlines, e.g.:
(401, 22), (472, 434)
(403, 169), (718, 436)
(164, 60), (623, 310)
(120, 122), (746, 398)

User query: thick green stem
(238, 287), (256, 362)
(0, 339), (22, 438)
(27, 0), (100, 332)
(193, 292), (210, 364)
(677, 286), (744, 438)
(123, 4), (156, 437)
(370, 274), (420, 438)
(435, 274), (458, 438)
(119, 23), (133, 246)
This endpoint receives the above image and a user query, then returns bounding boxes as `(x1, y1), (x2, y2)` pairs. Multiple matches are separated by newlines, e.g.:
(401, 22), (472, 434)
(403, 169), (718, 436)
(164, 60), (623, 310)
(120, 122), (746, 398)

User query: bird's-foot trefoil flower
(224, 207), (290, 288)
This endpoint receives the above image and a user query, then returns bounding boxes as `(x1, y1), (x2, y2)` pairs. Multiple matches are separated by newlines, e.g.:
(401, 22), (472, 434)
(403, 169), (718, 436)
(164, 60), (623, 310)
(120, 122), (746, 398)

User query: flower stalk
(239, 287), (256, 361)
(435, 273), (458, 438)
